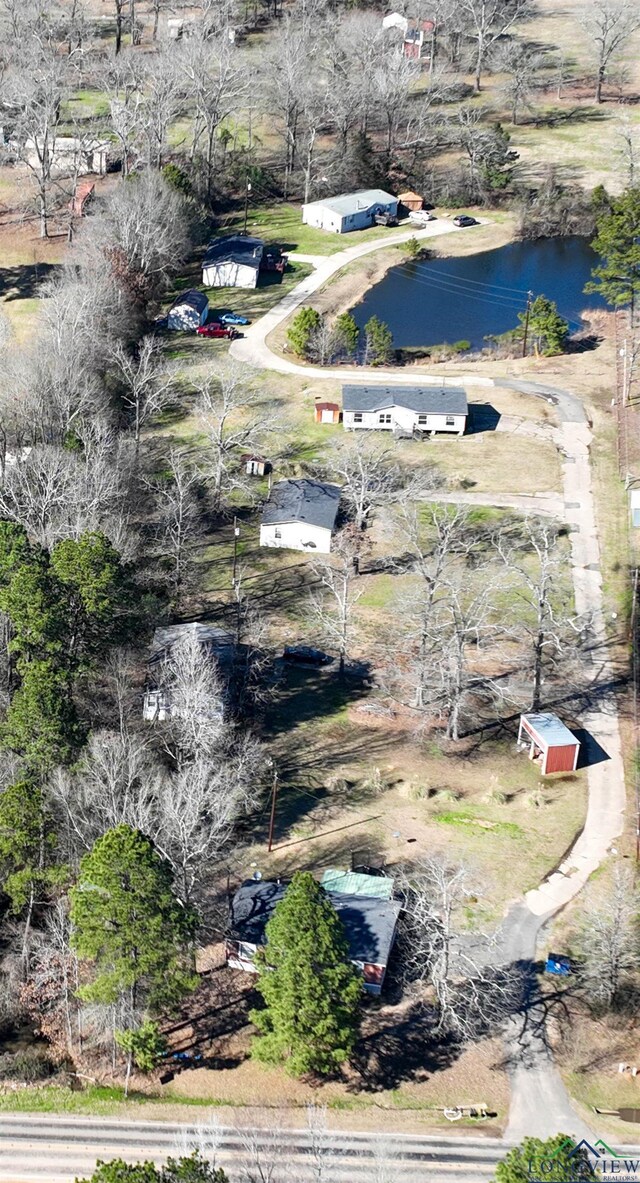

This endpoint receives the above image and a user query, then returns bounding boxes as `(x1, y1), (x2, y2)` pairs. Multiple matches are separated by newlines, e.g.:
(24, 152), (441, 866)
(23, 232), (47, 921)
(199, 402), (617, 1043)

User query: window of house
(417, 414), (428, 425)
(353, 413), (363, 423)
(378, 413), (392, 424)
(445, 415), (455, 426)
(274, 528), (281, 539)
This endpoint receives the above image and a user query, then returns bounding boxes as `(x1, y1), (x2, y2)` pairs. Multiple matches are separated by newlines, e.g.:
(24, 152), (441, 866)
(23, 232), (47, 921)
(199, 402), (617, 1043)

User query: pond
(351, 236), (608, 352)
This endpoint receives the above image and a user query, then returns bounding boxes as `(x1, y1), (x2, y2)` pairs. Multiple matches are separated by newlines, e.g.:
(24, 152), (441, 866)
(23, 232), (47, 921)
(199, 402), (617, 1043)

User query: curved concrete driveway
(230, 218), (494, 385)
(231, 244), (626, 1140)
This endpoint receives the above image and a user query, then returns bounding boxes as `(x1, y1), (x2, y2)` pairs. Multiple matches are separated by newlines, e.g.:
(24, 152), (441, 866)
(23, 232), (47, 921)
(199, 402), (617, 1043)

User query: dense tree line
(4, 0), (626, 230)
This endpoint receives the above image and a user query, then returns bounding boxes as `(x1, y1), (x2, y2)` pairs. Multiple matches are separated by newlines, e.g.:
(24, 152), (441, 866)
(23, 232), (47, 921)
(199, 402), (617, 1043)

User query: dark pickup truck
(374, 211), (398, 227)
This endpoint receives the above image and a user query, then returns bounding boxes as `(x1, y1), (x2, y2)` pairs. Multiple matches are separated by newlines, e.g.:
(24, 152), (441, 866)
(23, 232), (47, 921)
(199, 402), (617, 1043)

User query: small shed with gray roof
(302, 189), (398, 234)
(342, 384), (467, 436)
(518, 712), (580, 775)
(226, 874), (401, 994)
(259, 478), (341, 554)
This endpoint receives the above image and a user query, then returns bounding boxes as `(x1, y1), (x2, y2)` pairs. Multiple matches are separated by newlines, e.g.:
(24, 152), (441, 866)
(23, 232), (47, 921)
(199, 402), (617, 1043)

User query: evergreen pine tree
(586, 187), (640, 311)
(287, 307), (322, 357)
(364, 315), (394, 366)
(250, 871), (362, 1077)
(70, 824), (198, 1013)
(519, 295), (569, 356)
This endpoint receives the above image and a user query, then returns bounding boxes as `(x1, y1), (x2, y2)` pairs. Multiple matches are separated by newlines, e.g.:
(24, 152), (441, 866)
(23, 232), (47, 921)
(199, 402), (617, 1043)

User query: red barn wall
(543, 744), (579, 774)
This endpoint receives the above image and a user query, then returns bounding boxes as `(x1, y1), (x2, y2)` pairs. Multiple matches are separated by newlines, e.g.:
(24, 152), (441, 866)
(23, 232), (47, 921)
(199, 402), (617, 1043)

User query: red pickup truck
(196, 323), (240, 339)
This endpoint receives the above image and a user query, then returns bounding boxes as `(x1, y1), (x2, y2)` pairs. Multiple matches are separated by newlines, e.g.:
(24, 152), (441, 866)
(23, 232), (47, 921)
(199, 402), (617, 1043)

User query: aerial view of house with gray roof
(202, 235), (265, 288)
(259, 478), (341, 553)
(302, 189), (398, 233)
(342, 384), (468, 436)
(226, 872), (401, 994)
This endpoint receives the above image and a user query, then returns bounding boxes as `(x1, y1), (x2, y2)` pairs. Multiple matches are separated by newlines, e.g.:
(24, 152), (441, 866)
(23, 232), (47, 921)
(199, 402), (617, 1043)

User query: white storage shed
(167, 289), (209, 331)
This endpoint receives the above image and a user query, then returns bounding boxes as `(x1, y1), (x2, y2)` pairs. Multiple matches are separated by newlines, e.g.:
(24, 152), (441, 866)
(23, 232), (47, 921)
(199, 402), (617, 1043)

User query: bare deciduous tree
(459, 0), (529, 93)
(576, 865), (640, 1010)
(307, 527), (366, 678)
(398, 856), (524, 1037)
(496, 517), (582, 711)
(196, 363), (274, 513)
(494, 41), (544, 125)
(578, 0), (640, 103)
(152, 446), (202, 604)
(111, 336), (175, 460)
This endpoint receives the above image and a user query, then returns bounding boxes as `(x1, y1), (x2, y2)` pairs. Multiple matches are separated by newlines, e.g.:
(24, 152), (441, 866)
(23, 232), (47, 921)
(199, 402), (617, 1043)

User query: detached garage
(518, 712), (580, 775)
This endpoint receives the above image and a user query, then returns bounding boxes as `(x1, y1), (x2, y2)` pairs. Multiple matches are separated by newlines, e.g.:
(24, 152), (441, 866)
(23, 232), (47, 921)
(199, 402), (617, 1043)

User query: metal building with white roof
(302, 189), (398, 234)
(518, 712), (580, 775)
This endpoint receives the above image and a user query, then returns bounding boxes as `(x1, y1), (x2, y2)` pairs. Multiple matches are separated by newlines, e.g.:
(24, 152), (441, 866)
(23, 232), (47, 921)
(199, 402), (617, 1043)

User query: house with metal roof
(518, 712), (580, 775)
(167, 289), (209, 331)
(302, 189), (398, 234)
(259, 478), (341, 554)
(342, 384), (468, 437)
(226, 875), (401, 994)
(202, 235), (264, 288)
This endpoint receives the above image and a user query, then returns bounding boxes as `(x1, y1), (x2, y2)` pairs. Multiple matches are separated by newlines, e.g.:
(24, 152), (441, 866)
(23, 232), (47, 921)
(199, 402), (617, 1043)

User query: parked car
(374, 212), (398, 227)
(409, 210), (436, 226)
(452, 214), (478, 227)
(283, 645), (333, 667)
(219, 312), (250, 326)
(196, 323), (240, 339)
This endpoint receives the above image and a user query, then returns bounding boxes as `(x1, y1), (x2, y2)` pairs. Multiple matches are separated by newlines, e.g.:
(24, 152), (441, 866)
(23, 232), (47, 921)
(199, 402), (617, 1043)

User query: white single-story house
(259, 478), (341, 554)
(342, 385), (468, 436)
(167, 289), (209, 331)
(143, 622), (234, 723)
(25, 136), (109, 177)
(226, 870), (401, 995)
(302, 189), (398, 234)
(202, 235), (264, 288)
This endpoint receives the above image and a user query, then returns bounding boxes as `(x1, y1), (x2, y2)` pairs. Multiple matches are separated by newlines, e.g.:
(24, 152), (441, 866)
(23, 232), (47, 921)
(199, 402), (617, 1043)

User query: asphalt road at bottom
(0, 1115), (514, 1182)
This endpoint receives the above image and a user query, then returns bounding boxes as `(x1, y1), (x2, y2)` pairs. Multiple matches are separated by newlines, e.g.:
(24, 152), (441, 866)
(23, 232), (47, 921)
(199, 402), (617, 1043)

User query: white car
(409, 210), (436, 226)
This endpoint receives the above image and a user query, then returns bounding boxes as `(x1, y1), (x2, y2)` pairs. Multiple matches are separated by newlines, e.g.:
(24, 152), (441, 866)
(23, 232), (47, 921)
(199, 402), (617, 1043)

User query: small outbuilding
(315, 401), (341, 425)
(167, 289), (209, 331)
(202, 235), (264, 288)
(518, 712), (580, 775)
(260, 478), (341, 554)
(397, 190), (424, 214)
(242, 453), (269, 477)
(302, 189), (398, 235)
(630, 489), (640, 528)
(226, 871), (401, 994)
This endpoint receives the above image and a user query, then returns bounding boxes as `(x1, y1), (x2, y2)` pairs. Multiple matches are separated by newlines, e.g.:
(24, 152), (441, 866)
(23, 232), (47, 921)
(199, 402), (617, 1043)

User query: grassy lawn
(163, 259), (312, 336)
(400, 430), (562, 496)
(218, 202), (428, 257)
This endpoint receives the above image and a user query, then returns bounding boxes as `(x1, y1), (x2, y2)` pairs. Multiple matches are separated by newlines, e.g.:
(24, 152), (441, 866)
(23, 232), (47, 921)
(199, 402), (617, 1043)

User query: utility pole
(267, 765), (279, 853)
(232, 516), (240, 586)
(243, 176), (252, 235)
(521, 290), (533, 359)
